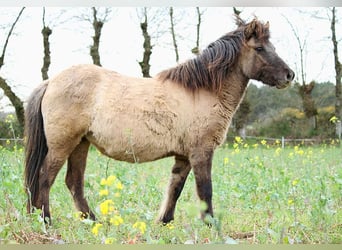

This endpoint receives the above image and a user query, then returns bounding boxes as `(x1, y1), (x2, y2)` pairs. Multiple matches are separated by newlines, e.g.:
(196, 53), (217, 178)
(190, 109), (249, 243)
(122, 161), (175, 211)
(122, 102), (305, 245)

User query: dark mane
(158, 18), (270, 92)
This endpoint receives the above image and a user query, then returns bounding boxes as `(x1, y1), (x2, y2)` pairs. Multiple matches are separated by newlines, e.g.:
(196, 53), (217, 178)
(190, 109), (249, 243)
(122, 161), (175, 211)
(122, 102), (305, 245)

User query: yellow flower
(292, 179), (299, 186)
(288, 199), (294, 205)
(105, 238), (115, 244)
(100, 178), (107, 186)
(166, 223), (174, 230)
(235, 136), (242, 144)
(223, 157), (229, 165)
(106, 175), (116, 186)
(133, 221), (147, 234)
(261, 139), (267, 146)
(100, 199), (114, 215)
(99, 189), (109, 196)
(100, 175), (116, 186)
(275, 147), (282, 155)
(116, 181), (123, 190)
(92, 223), (102, 236)
(110, 215), (123, 226)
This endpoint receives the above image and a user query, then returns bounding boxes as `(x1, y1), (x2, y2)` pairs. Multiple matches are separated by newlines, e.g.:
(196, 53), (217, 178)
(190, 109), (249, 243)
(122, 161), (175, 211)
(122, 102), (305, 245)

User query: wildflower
(116, 181), (123, 190)
(252, 143), (259, 148)
(133, 221), (147, 234)
(99, 189), (109, 196)
(223, 157), (229, 165)
(100, 199), (114, 215)
(275, 139), (280, 145)
(261, 139), (267, 146)
(107, 175), (116, 186)
(110, 215), (124, 226)
(235, 136), (242, 144)
(292, 179), (299, 186)
(100, 175), (116, 186)
(275, 147), (282, 155)
(105, 238), (115, 244)
(92, 223), (103, 236)
(288, 199), (294, 205)
(329, 116), (339, 123)
(166, 223), (174, 230)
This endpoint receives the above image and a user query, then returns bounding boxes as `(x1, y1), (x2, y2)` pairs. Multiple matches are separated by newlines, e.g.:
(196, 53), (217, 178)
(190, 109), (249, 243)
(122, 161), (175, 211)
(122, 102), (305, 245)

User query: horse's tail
(24, 82), (48, 212)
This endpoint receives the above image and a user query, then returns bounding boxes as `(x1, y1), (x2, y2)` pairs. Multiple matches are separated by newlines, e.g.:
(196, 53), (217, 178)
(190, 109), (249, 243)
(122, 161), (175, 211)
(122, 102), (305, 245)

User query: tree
(191, 7), (204, 55)
(283, 14), (318, 130)
(138, 7), (152, 78)
(0, 7), (25, 133)
(330, 7), (342, 139)
(79, 7), (112, 66)
(169, 7), (179, 64)
(41, 7), (52, 80)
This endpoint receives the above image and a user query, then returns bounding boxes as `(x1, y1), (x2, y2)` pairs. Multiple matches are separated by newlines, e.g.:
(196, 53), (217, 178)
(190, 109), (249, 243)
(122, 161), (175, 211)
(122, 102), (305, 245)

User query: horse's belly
(87, 127), (176, 163)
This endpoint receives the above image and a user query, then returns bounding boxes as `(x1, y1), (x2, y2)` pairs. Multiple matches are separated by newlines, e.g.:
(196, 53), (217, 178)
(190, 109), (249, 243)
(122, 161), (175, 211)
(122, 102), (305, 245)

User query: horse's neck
(218, 73), (249, 116)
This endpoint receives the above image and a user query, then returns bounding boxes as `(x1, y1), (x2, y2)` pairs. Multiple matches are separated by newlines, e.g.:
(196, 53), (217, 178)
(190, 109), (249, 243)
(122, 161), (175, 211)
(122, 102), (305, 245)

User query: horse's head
(237, 17), (294, 89)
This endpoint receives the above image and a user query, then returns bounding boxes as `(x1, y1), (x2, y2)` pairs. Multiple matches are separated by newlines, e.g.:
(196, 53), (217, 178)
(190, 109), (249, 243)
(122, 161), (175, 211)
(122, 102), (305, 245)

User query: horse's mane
(158, 17), (270, 92)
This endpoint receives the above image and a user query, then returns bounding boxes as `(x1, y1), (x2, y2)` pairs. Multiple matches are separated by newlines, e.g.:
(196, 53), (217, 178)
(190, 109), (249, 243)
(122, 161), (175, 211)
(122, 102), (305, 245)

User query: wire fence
(1, 136), (339, 149)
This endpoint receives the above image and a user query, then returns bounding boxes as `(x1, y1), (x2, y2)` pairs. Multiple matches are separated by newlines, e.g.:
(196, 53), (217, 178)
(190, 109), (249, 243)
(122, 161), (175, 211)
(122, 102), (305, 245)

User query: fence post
(281, 136), (285, 149)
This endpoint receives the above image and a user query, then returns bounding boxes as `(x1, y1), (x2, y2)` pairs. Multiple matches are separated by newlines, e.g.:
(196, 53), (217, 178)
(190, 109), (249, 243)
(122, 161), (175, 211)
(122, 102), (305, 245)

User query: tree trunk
(191, 7), (201, 55)
(90, 7), (103, 67)
(169, 7), (179, 63)
(0, 7), (25, 134)
(139, 8), (152, 78)
(41, 26), (52, 80)
(0, 76), (24, 132)
(331, 7), (342, 139)
(298, 81), (318, 129)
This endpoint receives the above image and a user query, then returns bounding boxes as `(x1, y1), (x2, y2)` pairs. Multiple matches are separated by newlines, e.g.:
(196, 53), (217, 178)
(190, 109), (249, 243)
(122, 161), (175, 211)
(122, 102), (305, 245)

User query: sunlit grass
(0, 138), (341, 244)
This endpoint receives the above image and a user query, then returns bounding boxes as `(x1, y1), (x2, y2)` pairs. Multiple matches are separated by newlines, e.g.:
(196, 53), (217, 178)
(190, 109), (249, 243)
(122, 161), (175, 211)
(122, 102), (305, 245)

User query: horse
(24, 17), (294, 224)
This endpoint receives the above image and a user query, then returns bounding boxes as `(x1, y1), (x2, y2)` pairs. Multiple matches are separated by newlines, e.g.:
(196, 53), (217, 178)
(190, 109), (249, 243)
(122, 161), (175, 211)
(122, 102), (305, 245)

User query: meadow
(0, 138), (341, 244)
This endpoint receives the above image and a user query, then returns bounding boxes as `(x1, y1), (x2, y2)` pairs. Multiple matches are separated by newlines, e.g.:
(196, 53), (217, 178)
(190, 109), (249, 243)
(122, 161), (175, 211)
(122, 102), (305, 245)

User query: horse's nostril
(287, 70), (295, 81)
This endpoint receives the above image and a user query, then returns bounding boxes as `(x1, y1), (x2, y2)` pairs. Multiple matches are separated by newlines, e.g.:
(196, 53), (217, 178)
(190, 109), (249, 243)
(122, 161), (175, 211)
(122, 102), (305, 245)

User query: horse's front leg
(158, 156), (191, 223)
(190, 150), (214, 220)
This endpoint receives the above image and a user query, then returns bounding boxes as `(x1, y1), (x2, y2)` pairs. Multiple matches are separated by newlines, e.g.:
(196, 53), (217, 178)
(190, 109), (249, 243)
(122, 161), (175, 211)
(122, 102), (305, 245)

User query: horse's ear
(244, 19), (257, 40)
(265, 21), (270, 29)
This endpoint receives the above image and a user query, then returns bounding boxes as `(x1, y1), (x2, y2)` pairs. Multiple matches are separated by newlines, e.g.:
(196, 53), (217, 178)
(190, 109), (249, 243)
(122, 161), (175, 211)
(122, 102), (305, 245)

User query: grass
(0, 138), (341, 244)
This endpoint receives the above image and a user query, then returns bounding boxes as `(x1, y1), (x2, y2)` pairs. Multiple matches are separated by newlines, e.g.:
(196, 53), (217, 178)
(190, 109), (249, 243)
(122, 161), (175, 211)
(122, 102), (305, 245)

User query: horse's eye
(255, 47), (264, 52)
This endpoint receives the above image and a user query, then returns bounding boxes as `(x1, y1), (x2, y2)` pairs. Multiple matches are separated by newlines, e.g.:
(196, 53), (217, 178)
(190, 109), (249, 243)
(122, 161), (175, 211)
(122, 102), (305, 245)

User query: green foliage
(242, 82), (336, 138)
(0, 113), (23, 147)
(0, 141), (341, 244)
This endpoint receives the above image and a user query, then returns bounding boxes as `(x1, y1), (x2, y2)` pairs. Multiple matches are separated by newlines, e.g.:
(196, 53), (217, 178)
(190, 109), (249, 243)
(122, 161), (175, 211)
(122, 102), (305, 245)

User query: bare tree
(283, 15), (318, 129)
(330, 7), (342, 139)
(169, 7), (179, 63)
(138, 7), (152, 77)
(79, 7), (112, 66)
(191, 7), (205, 55)
(41, 7), (52, 80)
(0, 7), (25, 132)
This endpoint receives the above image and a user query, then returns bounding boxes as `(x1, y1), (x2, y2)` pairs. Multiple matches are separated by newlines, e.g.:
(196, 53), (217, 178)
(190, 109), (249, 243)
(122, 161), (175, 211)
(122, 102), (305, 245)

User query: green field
(0, 139), (341, 244)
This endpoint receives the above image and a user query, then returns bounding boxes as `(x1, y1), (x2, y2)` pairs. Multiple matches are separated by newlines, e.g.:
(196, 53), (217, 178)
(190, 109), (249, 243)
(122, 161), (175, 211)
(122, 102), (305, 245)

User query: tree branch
(0, 7), (25, 68)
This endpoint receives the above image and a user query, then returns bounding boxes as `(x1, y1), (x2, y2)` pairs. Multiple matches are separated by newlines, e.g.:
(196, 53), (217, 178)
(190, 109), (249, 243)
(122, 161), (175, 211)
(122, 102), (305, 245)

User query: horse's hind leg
(65, 138), (95, 220)
(158, 156), (191, 223)
(35, 152), (67, 224)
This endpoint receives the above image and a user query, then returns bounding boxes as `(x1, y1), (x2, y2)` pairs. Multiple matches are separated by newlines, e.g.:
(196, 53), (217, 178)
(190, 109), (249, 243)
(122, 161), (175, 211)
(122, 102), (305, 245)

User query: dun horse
(24, 17), (294, 224)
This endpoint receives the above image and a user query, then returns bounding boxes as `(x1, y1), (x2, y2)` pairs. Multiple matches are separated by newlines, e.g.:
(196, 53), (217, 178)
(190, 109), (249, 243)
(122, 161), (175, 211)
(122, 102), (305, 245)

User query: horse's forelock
(242, 18), (270, 41)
